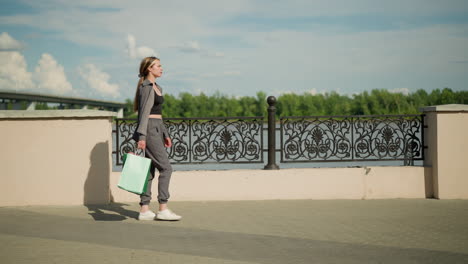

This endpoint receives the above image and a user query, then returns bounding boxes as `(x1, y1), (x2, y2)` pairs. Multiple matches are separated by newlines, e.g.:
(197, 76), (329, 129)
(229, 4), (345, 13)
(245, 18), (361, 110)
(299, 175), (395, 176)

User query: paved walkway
(1, 199), (468, 264)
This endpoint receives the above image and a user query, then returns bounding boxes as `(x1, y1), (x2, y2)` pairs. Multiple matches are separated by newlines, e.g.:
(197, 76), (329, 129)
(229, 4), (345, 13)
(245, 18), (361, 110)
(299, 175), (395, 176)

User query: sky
(0, 0), (467, 103)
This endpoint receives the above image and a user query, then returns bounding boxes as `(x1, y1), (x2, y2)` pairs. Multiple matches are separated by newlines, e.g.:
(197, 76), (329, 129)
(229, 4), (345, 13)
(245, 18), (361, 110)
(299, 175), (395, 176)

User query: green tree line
(124, 88), (467, 118)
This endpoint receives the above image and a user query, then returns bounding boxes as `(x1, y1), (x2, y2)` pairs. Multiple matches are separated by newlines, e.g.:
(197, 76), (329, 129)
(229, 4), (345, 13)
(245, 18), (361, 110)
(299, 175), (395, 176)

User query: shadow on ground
(85, 203), (139, 221)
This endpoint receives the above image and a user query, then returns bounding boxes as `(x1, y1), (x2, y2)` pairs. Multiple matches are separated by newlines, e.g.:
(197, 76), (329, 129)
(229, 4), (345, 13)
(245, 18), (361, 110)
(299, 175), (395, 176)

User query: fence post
(264, 96), (280, 170)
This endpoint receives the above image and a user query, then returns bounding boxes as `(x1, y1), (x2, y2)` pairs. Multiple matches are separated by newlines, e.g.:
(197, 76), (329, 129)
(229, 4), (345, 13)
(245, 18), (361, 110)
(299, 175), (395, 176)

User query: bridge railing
(0, 90), (125, 117)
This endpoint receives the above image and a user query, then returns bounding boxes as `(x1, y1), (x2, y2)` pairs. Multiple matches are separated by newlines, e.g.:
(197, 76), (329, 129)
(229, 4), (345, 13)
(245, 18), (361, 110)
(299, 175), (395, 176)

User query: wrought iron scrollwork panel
(191, 119), (263, 163)
(164, 119), (190, 163)
(282, 118), (352, 161)
(114, 117), (263, 165)
(116, 119), (138, 165)
(281, 115), (423, 163)
(354, 116), (422, 160)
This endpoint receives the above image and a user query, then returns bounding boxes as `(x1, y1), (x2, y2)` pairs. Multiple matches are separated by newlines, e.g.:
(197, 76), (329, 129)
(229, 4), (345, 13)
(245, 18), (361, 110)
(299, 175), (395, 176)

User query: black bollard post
(264, 96), (280, 170)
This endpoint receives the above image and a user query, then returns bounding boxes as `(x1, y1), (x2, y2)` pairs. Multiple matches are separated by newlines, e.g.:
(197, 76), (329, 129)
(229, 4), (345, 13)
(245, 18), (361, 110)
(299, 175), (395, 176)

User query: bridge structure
(0, 90), (126, 118)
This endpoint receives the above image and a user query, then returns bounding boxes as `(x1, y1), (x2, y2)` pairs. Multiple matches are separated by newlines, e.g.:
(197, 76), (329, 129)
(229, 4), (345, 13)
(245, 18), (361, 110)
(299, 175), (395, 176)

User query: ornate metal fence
(280, 114), (424, 165)
(114, 117), (264, 165)
(113, 97), (426, 168)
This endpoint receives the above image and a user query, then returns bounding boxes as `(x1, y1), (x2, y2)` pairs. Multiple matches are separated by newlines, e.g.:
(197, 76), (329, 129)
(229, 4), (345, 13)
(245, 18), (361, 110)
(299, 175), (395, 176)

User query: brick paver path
(1, 199), (468, 263)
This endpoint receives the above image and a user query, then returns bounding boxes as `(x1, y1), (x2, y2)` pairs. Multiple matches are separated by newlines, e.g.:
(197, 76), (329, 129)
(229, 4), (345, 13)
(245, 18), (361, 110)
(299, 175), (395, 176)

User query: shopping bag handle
(126, 149), (145, 158)
(123, 149), (146, 164)
(133, 148), (145, 157)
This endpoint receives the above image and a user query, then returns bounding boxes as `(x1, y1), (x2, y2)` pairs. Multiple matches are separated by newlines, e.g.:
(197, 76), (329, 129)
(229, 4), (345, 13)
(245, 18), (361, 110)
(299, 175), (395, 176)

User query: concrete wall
(109, 166), (432, 203)
(0, 105), (466, 206)
(422, 105), (468, 199)
(0, 110), (115, 206)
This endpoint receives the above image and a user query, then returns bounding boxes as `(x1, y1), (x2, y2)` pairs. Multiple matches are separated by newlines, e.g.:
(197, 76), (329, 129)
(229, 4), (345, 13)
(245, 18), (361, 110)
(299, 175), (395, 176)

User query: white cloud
(239, 0), (468, 18)
(231, 23), (468, 95)
(175, 40), (226, 59)
(309, 88), (320, 95)
(223, 71), (241, 76)
(79, 64), (120, 98)
(206, 51), (225, 58)
(1, 1), (467, 98)
(126, 34), (157, 59)
(0, 51), (34, 90)
(177, 41), (201, 53)
(0, 32), (24, 51)
(34, 53), (72, 94)
(309, 88), (342, 96)
(388, 88), (410, 95)
(200, 70), (241, 79)
(214, 52), (225, 57)
(277, 90), (296, 95)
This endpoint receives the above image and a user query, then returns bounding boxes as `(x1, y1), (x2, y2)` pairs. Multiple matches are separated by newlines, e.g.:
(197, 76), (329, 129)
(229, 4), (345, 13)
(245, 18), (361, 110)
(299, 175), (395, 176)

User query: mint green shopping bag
(118, 152), (151, 195)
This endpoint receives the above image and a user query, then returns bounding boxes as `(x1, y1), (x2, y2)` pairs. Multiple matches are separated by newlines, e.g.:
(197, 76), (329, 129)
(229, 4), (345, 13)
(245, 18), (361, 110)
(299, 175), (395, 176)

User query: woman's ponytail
(133, 76), (145, 112)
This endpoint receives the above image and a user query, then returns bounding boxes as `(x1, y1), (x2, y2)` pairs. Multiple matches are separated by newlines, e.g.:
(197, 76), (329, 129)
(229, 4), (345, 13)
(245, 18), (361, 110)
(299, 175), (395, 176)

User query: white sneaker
(156, 209), (182, 221)
(138, 210), (156, 221)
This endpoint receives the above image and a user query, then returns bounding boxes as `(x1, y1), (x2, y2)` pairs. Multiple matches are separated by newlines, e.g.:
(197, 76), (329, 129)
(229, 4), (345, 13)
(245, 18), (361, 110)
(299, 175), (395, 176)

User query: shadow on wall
(424, 167), (434, 198)
(84, 141), (111, 205)
(84, 141), (138, 221)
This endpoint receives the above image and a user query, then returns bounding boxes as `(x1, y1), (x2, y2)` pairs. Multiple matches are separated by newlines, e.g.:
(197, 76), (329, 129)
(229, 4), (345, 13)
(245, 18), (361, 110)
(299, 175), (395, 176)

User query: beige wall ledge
(1, 104), (467, 206)
(109, 166), (432, 204)
(420, 104), (468, 112)
(0, 110), (117, 119)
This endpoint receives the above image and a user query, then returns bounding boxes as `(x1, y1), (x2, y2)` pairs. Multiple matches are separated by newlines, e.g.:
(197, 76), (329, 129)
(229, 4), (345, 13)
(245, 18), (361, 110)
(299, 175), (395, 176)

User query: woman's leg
(159, 203), (167, 211)
(138, 161), (156, 220)
(143, 119), (173, 205)
(139, 163), (155, 212)
(139, 119), (180, 220)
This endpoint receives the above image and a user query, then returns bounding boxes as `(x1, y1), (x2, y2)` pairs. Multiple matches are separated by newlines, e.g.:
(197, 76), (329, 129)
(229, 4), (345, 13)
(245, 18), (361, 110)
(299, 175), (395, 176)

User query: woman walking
(132, 56), (181, 221)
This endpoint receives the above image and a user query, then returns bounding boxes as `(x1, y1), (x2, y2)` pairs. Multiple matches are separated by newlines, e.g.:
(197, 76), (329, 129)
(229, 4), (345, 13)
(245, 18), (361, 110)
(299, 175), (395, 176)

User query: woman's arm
(162, 123), (169, 139)
(135, 85), (155, 142)
(158, 84), (171, 141)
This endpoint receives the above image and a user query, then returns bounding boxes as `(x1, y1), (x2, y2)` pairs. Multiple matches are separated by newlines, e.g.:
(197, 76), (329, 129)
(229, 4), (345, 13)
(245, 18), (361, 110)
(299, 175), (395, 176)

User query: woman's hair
(133, 56), (160, 112)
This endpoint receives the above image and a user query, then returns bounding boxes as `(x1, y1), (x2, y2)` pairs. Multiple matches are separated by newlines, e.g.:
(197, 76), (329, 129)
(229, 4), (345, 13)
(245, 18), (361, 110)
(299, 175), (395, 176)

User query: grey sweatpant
(140, 118), (173, 205)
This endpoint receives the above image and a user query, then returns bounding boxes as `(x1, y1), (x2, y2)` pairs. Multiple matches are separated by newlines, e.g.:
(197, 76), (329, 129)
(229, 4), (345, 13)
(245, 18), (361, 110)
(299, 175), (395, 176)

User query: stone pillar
(0, 110), (117, 206)
(421, 104), (468, 199)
